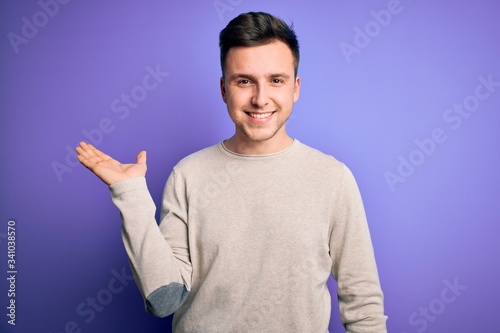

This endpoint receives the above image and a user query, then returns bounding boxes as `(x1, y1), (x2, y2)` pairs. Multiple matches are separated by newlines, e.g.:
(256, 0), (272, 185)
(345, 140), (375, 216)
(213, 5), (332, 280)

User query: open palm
(75, 142), (147, 186)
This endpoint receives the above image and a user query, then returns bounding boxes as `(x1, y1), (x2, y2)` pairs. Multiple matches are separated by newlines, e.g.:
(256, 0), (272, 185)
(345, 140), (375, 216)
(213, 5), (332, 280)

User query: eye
(238, 79), (251, 85)
(271, 78), (284, 84)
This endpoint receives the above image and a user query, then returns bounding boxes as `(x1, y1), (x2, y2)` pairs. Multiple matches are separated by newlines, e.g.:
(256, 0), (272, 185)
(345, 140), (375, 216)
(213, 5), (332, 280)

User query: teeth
(248, 112), (273, 119)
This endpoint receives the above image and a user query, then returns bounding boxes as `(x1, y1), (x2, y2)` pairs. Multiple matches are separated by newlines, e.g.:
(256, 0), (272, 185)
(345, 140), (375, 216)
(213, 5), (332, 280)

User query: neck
(224, 133), (294, 155)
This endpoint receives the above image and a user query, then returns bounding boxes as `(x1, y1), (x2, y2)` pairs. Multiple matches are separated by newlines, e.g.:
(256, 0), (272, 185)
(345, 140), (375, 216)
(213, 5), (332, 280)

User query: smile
(245, 112), (274, 119)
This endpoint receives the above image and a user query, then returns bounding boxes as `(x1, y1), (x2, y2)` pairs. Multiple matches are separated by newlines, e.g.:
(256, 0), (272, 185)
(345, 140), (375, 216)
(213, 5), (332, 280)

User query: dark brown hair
(219, 12), (300, 77)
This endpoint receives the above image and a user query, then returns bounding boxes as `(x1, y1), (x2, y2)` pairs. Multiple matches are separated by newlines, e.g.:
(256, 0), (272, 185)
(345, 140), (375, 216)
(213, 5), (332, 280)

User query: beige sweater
(110, 140), (387, 332)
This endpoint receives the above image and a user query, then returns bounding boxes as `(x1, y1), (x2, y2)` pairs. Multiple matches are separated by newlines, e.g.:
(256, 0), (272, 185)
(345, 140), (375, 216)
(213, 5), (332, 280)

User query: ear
(293, 76), (301, 103)
(220, 76), (227, 103)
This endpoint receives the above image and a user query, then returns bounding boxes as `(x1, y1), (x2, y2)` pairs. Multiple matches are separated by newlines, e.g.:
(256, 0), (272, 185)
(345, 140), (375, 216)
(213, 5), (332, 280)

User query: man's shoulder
(295, 141), (345, 170)
(295, 141), (359, 193)
(173, 142), (223, 171)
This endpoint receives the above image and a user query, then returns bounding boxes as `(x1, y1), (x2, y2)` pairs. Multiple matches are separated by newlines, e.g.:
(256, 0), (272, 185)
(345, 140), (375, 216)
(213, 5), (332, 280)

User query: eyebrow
(228, 72), (291, 81)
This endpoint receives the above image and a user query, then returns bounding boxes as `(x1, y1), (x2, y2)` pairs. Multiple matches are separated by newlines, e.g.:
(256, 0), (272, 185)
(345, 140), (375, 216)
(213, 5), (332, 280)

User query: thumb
(136, 150), (147, 165)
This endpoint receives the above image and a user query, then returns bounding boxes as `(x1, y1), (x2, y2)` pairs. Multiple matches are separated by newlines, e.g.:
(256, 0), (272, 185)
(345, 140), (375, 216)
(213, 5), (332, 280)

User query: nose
(251, 83), (269, 108)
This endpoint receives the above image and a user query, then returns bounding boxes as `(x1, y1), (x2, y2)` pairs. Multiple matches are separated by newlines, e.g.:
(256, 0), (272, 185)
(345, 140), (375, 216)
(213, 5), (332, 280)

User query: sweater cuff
(109, 177), (148, 198)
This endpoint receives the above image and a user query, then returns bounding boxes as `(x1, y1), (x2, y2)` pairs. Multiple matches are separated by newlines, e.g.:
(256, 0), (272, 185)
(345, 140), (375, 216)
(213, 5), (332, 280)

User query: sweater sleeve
(329, 165), (387, 332)
(109, 173), (192, 318)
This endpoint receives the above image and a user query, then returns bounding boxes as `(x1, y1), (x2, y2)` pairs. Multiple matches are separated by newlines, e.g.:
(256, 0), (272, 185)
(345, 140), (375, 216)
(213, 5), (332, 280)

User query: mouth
(245, 111), (275, 119)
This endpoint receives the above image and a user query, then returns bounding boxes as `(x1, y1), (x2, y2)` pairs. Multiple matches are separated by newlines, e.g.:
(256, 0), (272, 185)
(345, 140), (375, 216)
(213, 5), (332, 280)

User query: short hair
(219, 12), (300, 77)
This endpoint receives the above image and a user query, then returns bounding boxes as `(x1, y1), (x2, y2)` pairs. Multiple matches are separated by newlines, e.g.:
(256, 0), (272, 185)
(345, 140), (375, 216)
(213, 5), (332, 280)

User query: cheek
(226, 90), (249, 107)
(224, 95), (242, 115)
(278, 90), (297, 107)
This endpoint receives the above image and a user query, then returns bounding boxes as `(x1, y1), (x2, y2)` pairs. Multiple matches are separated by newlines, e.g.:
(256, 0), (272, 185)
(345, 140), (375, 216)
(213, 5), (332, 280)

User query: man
(76, 11), (387, 332)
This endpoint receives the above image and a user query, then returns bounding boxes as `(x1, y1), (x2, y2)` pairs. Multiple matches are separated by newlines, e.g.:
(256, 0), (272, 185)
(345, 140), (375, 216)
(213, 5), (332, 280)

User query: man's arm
(76, 142), (192, 317)
(330, 165), (388, 333)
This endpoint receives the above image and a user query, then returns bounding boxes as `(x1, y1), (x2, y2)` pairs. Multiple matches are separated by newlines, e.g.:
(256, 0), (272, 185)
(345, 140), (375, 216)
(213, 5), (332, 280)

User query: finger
(86, 143), (112, 160)
(76, 147), (98, 164)
(76, 144), (101, 168)
(76, 142), (95, 160)
(76, 153), (96, 168)
(136, 151), (147, 165)
(76, 142), (87, 155)
(79, 142), (113, 163)
(75, 146), (91, 161)
(76, 145), (98, 164)
(78, 141), (92, 153)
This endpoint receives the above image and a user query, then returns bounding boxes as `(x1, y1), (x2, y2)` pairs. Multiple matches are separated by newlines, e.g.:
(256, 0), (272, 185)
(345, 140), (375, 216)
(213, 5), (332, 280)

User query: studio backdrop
(1, 0), (499, 332)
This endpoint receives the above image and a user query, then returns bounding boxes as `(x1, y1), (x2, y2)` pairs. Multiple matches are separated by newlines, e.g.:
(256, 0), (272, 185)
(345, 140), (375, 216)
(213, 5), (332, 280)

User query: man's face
(220, 40), (300, 145)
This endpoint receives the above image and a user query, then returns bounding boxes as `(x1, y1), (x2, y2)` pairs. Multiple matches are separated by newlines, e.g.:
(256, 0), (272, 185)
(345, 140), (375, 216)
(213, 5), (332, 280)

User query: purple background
(1, 0), (499, 332)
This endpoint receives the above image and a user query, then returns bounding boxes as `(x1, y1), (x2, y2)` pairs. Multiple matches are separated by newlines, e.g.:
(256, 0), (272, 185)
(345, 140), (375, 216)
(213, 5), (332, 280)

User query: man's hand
(75, 142), (147, 186)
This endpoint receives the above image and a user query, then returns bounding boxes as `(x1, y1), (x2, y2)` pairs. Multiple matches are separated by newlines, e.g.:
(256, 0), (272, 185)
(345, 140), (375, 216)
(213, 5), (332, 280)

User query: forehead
(225, 41), (295, 75)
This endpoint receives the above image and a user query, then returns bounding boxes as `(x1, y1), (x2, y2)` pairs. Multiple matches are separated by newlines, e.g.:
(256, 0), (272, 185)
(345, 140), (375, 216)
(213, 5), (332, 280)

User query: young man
(76, 12), (387, 332)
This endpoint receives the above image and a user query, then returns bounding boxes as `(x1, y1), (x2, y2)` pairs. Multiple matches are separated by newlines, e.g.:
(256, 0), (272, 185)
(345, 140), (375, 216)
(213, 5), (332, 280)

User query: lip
(244, 111), (276, 123)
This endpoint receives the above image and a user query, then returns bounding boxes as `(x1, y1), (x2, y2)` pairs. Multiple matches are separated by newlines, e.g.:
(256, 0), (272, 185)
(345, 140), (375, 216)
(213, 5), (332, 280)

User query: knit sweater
(109, 140), (387, 332)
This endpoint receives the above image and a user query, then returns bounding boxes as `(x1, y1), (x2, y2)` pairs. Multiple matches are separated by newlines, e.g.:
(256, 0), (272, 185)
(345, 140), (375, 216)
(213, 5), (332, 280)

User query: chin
(244, 129), (280, 143)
